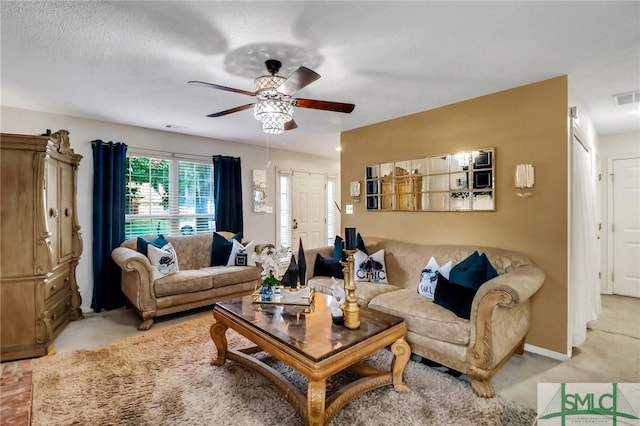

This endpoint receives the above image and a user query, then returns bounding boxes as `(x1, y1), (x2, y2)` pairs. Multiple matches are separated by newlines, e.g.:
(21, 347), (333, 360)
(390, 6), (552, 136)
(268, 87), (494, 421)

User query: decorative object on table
(252, 245), (289, 288)
(345, 227), (356, 250)
(297, 238), (307, 286)
(341, 248), (360, 329)
(280, 255), (299, 289)
(259, 284), (274, 301)
(252, 286), (315, 306)
(330, 277), (345, 308)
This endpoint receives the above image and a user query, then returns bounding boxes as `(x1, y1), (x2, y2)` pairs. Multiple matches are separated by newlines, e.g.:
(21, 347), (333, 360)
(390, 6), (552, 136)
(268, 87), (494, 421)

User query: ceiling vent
(613, 90), (640, 106)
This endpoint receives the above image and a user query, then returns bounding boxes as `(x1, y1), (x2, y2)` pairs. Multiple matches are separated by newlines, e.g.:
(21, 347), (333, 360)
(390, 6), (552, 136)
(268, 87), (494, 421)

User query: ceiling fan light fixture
(254, 99), (294, 134)
(254, 75), (286, 93)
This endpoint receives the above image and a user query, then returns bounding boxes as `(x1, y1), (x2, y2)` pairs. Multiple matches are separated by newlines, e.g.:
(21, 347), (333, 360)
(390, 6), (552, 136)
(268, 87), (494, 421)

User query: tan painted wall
(340, 76), (569, 354)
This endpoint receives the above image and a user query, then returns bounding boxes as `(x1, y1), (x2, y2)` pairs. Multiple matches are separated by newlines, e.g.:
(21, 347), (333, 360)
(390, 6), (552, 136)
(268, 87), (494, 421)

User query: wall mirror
(365, 148), (495, 211)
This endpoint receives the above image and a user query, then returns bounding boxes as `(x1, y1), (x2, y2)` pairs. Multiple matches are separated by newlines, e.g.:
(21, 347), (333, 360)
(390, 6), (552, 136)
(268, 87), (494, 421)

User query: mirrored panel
(365, 148), (495, 212)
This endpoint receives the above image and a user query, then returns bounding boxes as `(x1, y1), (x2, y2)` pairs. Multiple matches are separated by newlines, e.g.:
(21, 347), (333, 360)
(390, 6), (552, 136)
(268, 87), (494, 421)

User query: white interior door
(292, 172), (326, 251)
(612, 156), (640, 297)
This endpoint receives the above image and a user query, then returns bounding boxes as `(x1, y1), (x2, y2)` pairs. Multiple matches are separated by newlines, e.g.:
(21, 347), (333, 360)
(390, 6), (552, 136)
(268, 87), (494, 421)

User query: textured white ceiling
(2, 1), (639, 158)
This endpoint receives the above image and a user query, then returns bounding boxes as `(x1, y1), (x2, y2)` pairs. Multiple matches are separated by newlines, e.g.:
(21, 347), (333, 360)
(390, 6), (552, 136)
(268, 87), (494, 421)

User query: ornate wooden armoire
(1, 129), (83, 361)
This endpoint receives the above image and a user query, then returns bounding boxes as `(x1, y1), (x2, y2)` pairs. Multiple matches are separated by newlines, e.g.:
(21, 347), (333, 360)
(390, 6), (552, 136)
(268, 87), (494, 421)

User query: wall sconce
(515, 164), (534, 197)
(350, 181), (361, 202)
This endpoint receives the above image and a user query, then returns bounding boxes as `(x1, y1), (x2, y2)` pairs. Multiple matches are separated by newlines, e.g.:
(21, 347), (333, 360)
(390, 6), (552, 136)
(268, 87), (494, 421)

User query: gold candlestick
(341, 249), (360, 329)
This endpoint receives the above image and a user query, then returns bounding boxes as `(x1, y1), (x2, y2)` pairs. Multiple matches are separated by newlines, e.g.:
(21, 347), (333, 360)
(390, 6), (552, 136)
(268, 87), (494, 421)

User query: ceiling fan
(188, 59), (355, 134)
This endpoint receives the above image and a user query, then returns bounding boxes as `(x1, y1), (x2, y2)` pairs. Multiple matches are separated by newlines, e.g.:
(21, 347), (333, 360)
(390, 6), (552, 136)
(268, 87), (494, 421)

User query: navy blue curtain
(213, 155), (243, 237)
(91, 140), (127, 311)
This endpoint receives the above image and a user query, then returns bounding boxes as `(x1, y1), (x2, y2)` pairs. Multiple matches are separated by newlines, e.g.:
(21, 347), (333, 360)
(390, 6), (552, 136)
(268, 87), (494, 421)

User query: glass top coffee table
(210, 292), (410, 426)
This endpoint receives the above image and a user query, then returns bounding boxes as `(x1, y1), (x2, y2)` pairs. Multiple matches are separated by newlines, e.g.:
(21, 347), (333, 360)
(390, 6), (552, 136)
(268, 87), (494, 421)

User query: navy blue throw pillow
(356, 233), (368, 255)
(136, 235), (169, 257)
(449, 251), (497, 290)
(314, 253), (344, 279)
(333, 236), (346, 261)
(433, 274), (478, 319)
(210, 232), (239, 266)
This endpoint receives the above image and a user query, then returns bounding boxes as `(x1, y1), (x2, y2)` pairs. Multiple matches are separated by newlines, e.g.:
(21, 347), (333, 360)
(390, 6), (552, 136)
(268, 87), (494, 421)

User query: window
(125, 155), (215, 238)
(278, 173), (292, 249)
(327, 177), (337, 246)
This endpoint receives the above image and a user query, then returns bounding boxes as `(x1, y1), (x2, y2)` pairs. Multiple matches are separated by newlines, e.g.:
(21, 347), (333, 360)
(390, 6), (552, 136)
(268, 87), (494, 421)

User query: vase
(259, 285), (273, 301)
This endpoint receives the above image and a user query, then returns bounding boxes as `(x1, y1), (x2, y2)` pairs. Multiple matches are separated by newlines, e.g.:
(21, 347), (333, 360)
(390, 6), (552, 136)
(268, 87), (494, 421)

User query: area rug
(31, 314), (536, 425)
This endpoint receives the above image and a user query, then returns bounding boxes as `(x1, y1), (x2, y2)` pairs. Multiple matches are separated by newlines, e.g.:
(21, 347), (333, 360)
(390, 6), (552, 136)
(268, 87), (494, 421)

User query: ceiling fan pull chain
(266, 134), (271, 169)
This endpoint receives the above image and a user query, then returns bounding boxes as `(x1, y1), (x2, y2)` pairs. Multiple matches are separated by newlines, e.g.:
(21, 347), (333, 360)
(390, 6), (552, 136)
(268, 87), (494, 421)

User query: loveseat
(112, 232), (261, 330)
(303, 236), (545, 397)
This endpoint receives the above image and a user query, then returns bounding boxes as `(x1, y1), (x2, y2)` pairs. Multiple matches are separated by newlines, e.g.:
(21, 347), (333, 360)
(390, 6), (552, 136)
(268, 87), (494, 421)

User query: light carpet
(32, 314), (536, 425)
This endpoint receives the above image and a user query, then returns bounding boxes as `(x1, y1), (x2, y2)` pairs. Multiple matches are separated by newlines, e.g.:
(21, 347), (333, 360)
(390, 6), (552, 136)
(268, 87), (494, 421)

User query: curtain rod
(126, 145), (213, 161)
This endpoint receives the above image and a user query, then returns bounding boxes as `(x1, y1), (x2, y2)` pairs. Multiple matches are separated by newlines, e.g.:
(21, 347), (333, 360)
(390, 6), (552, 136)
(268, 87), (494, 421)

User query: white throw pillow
(354, 249), (388, 283)
(417, 256), (452, 299)
(227, 239), (257, 266)
(148, 243), (179, 279)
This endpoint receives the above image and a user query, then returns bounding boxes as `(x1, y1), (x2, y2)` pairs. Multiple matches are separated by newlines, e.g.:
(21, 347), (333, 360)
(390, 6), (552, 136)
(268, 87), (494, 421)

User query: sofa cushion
(354, 249), (388, 283)
(154, 270), (213, 297)
(433, 274), (477, 319)
(369, 288), (470, 346)
(314, 253), (344, 279)
(200, 266), (261, 289)
(417, 256), (452, 299)
(355, 281), (398, 305)
(449, 251), (498, 290)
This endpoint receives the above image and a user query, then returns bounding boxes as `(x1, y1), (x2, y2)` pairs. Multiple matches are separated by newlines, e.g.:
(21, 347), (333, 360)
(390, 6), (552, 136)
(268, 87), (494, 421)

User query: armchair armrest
(467, 265), (545, 370)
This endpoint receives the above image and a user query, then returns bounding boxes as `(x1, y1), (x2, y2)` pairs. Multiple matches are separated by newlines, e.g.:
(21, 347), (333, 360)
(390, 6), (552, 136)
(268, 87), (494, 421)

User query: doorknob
(293, 219), (298, 230)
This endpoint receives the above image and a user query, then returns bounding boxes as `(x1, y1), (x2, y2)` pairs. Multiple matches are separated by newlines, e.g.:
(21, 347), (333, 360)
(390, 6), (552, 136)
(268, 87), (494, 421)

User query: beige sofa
(112, 233), (261, 330)
(303, 236), (545, 397)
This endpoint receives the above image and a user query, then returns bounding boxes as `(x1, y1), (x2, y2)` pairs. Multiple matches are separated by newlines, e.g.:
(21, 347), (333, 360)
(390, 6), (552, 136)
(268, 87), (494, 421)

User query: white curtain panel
(569, 131), (602, 348)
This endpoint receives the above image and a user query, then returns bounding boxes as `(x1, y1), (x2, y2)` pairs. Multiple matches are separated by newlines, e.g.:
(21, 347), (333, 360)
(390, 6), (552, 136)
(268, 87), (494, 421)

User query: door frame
(275, 168), (338, 251)
(605, 153), (640, 295)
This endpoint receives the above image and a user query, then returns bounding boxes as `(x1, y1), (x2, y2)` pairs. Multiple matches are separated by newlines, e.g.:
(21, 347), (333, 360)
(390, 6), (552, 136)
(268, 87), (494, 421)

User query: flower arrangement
(252, 245), (290, 286)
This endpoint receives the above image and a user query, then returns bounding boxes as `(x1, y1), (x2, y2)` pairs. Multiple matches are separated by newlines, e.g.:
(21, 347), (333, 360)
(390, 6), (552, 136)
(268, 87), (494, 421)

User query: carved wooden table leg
(210, 321), (228, 366)
(307, 378), (327, 426)
(390, 338), (411, 393)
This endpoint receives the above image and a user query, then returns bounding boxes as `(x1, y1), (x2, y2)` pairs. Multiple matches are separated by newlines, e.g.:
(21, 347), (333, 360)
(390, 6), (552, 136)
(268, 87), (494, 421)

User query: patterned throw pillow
(354, 249), (388, 283)
(227, 239), (257, 266)
(417, 256), (452, 299)
(147, 242), (179, 280)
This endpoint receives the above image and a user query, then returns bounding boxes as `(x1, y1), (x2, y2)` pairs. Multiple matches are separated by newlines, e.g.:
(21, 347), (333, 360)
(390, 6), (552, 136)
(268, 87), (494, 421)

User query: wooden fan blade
(284, 120), (298, 131)
(293, 98), (355, 113)
(277, 67), (321, 96)
(188, 81), (255, 97)
(206, 104), (255, 117)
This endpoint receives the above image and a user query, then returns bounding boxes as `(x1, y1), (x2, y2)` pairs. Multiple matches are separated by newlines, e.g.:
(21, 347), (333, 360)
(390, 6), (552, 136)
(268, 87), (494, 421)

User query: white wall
(599, 131), (640, 293)
(1, 106), (340, 311)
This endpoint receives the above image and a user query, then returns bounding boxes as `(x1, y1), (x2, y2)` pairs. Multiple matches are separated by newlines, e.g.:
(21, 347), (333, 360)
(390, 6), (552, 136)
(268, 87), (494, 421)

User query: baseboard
(524, 343), (570, 361)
